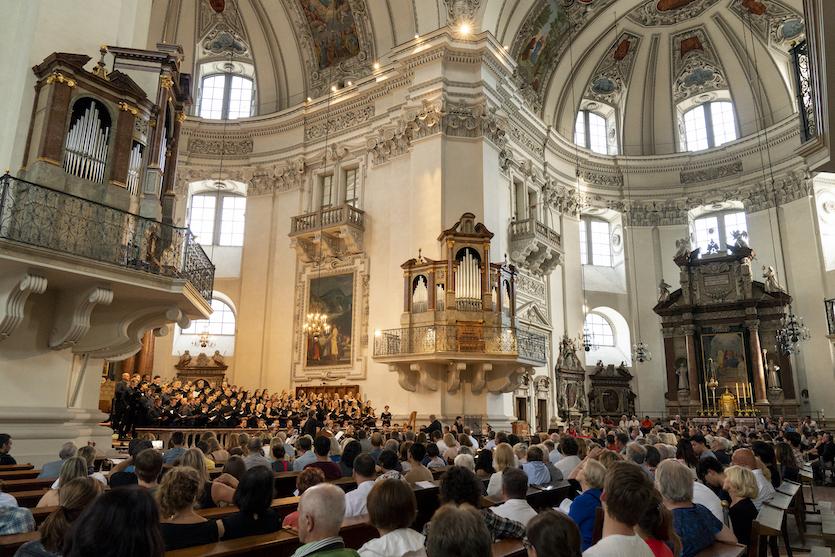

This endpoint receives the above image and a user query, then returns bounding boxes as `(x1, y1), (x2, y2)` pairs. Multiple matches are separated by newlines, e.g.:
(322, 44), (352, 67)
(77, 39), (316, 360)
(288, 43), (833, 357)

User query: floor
(787, 484), (834, 554)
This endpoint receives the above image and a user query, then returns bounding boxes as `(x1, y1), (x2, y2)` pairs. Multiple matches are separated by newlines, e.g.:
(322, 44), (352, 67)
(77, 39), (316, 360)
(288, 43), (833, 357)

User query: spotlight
(458, 22), (472, 35)
(373, 62), (380, 70)
(331, 85), (337, 92)
(306, 97), (312, 103)
(346, 80), (352, 86)
(414, 33), (419, 40)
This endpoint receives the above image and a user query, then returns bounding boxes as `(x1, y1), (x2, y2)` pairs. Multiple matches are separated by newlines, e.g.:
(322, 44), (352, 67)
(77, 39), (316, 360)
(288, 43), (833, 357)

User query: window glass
(574, 112), (586, 149)
(693, 215), (720, 253)
(723, 212), (747, 246)
(588, 112), (608, 155)
(585, 313), (615, 347)
(182, 299), (236, 335)
(321, 174), (333, 209)
(345, 168), (358, 207)
(579, 220), (588, 265)
(219, 195), (246, 246)
(590, 219), (612, 266)
(684, 105), (709, 151)
(227, 76), (254, 120)
(189, 194), (216, 245)
(710, 102), (737, 147)
(199, 75), (226, 119)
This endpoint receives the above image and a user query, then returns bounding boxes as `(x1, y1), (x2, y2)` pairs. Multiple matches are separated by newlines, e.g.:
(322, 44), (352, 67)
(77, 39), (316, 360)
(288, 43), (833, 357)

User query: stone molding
(0, 272), (48, 342)
(49, 287), (114, 350)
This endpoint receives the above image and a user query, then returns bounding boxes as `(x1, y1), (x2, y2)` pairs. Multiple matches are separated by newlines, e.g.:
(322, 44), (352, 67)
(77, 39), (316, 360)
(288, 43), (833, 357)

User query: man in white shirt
(583, 461), (654, 557)
(484, 431), (497, 451)
(692, 481), (724, 523)
(464, 427), (479, 450)
(491, 468), (537, 527)
(344, 454), (376, 517)
(555, 437), (582, 477)
(432, 430), (448, 455)
(732, 448), (774, 510)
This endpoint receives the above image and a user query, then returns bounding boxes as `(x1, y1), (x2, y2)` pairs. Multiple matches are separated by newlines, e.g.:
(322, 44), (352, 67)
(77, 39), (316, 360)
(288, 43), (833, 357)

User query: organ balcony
(289, 204), (365, 260)
(508, 217), (563, 276)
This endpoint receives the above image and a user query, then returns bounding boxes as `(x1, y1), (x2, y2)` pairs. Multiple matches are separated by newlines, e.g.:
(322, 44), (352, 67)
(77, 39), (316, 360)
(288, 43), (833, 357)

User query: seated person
(0, 434), (16, 465)
(345, 454), (377, 517)
(295, 483), (360, 556)
(404, 443), (433, 486)
(223, 455), (247, 481)
(491, 467), (536, 526)
(376, 450), (404, 482)
(242, 437), (270, 470)
(656, 460), (736, 557)
(568, 459), (606, 551)
(635, 488), (681, 557)
(359, 479), (426, 556)
(526, 509), (582, 557)
(162, 432), (187, 465)
(424, 443), (447, 470)
(723, 465), (759, 546)
(221, 466), (280, 539)
(108, 439), (153, 487)
(304, 436), (342, 480)
(425, 503), (490, 557)
(38, 442), (77, 478)
(523, 445), (553, 486)
(731, 448), (775, 510)
(157, 467), (223, 550)
(37, 456), (88, 507)
(583, 461), (656, 557)
(16, 478), (103, 557)
(181, 448), (237, 509)
(0, 479), (18, 507)
(283, 468), (326, 530)
(271, 442), (291, 472)
(425, 466), (525, 542)
(0, 496), (34, 535)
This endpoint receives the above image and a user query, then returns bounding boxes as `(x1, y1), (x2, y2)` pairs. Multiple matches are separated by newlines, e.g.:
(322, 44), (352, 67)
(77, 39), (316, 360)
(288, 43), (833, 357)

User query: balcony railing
(791, 40), (818, 143)
(290, 204), (364, 235)
(826, 298), (835, 336)
(374, 324), (547, 365)
(509, 217), (561, 247)
(0, 174), (214, 301)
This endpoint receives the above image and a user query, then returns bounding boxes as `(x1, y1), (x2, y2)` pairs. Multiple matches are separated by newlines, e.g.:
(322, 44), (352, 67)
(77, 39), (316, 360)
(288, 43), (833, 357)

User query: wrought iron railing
(0, 174), (214, 301)
(791, 40), (817, 143)
(290, 204), (365, 235)
(373, 324), (547, 364)
(826, 298), (835, 336)
(509, 217), (561, 248)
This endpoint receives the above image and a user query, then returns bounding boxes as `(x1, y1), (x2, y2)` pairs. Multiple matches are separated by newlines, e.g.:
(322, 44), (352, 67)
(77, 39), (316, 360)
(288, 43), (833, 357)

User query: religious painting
(299, 0), (361, 70)
(700, 332), (748, 388)
(516, 0), (572, 93)
(305, 273), (353, 367)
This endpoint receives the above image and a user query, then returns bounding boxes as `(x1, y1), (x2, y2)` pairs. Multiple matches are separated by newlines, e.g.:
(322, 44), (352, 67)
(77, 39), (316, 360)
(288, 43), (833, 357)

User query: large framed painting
(305, 273), (353, 367)
(700, 332), (749, 387)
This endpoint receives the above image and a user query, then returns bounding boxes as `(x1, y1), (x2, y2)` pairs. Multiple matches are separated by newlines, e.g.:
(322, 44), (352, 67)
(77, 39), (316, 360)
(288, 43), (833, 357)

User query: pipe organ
(455, 248), (482, 311)
(21, 46), (190, 219)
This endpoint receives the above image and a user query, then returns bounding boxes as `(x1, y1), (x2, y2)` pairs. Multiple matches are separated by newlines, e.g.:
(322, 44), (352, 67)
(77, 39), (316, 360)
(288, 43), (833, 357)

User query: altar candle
(736, 382), (740, 401)
(749, 382), (754, 403)
(699, 384), (703, 406)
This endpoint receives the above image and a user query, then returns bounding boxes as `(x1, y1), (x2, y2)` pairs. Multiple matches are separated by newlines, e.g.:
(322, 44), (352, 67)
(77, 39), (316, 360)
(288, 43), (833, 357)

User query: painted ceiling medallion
(728, 0), (805, 48)
(627, 0), (721, 26)
(584, 32), (641, 104)
(672, 27), (727, 103)
(209, 0), (225, 14)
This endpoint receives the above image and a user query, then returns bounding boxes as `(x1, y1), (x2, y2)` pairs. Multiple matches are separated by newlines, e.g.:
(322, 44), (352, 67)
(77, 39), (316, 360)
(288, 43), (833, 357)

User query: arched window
(199, 73), (254, 120)
(575, 110), (609, 154)
(691, 207), (748, 255)
(681, 101), (737, 152)
(584, 313), (615, 347)
(182, 298), (236, 335)
(188, 192), (246, 246)
(579, 217), (612, 267)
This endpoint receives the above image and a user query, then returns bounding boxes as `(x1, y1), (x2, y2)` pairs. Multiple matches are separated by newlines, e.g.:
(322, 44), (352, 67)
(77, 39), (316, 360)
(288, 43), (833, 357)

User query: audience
(525, 509), (583, 557)
(723, 465), (759, 546)
(283, 467), (326, 529)
(293, 436), (316, 471)
(293, 483), (359, 556)
(157, 466), (222, 550)
(162, 432), (187, 465)
(656, 460), (736, 557)
(133, 447), (164, 491)
(731, 448), (775, 510)
(37, 457), (87, 507)
(64, 488), (164, 557)
(38, 443), (77, 479)
(345, 454), (377, 517)
(404, 443), (433, 485)
(453, 453), (475, 472)
(221, 466), (280, 539)
(243, 438), (270, 470)
(426, 503), (491, 557)
(305, 436), (342, 480)
(340, 440), (362, 478)
(0, 434), (16, 465)
(0, 499), (34, 535)
(376, 450), (404, 482)
(522, 446), (551, 486)
(181, 447), (236, 508)
(568, 459), (606, 551)
(775, 442), (799, 482)
(223, 455), (247, 480)
(635, 488), (680, 557)
(491, 467), (536, 526)
(583, 461), (655, 557)
(556, 437), (581, 477)
(359, 479), (426, 557)
(271, 442), (291, 472)
(487, 443), (516, 498)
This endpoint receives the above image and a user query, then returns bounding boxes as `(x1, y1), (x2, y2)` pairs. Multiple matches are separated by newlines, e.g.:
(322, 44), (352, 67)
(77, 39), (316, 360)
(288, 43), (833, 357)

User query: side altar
(372, 213), (551, 429)
(653, 241), (798, 418)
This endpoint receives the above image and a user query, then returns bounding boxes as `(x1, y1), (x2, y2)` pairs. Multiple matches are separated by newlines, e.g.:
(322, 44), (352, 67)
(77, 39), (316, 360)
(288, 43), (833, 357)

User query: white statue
(764, 349), (782, 390)
(763, 266), (782, 293)
(675, 359), (689, 391)
(675, 238), (691, 259)
(732, 230), (749, 249)
(658, 279), (671, 303)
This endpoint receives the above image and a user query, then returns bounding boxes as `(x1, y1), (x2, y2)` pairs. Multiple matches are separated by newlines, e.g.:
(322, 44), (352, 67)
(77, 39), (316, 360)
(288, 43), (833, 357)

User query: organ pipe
(456, 248), (481, 310)
(63, 102), (110, 183)
(412, 276), (428, 313)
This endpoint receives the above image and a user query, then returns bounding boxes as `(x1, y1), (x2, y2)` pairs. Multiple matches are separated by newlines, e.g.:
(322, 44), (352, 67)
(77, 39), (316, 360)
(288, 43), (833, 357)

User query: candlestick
(749, 382), (754, 404)
(735, 382), (740, 403)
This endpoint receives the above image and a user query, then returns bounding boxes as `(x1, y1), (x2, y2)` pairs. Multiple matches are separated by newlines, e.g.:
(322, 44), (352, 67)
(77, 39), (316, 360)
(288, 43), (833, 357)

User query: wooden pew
(8, 489), (48, 509)
(1, 478), (56, 493)
(695, 543), (747, 557)
(0, 464), (33, 472)
(771, 482), (806, 544)
(491, 539), (526, 557)
(749, 503), (787, 557)
(0, 532), (37, 557)
(0, 470), (40, 481)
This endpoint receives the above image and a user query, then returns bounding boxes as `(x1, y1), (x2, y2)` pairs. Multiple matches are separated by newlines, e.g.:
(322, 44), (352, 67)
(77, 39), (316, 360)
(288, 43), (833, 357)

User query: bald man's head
(298, 483), (346, 543)
(732, 448), (757, 469)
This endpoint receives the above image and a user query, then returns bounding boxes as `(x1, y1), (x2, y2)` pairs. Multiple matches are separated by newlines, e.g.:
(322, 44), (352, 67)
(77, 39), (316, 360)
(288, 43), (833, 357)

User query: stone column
(746, 320), (769, 404)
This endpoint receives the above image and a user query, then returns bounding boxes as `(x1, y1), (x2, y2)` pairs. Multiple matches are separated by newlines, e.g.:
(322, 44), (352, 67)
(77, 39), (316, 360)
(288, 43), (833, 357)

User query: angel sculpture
(731, 230), (749, 249)
(763, 266), (782, 292)
(658, 279), (671, 303)
(674, 238), (691, 259)
(177, 351), (192, 367)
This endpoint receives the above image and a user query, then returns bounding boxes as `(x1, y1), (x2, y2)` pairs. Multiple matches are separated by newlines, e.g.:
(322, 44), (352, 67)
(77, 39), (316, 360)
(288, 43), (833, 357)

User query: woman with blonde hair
(205, 437), (229, 464)
(723, 465), (759, 545)
(442, 433), (459, 463)
(16, 478), (103, 556)
(486, 443), (517, 497)
(36, 457), (88, 507)
(157, 467), (224, 550)
(180, 448), (237, 509)
(226, 433), (242, 456)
